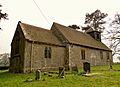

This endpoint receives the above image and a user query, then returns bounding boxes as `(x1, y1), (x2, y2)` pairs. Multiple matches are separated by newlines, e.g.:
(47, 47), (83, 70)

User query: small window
(81, 49), (85, 60)
(48, 47), (52, 58)
(107, 52), (109, 60)
(44, 47), (52, 58)
(100, 51), (103, 59)
(45, 47), (48, 58)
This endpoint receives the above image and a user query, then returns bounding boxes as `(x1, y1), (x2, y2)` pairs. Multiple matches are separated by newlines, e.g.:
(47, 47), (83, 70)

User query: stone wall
(23, 41), (32, 73)
(68, 44), (112, 69)
(10, 26), (25, 73)
(24, 41), (66, 73)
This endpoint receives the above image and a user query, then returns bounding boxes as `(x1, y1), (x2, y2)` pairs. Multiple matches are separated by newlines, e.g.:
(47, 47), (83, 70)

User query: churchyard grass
(0, 63), (120, 87)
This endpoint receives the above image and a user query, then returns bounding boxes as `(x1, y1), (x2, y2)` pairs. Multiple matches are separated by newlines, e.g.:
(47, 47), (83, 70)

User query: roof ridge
(52, 22), (111, 51)
(53, 22), (84, 33)
(20, 22), (50, 32)
(16, 21), (63, 46)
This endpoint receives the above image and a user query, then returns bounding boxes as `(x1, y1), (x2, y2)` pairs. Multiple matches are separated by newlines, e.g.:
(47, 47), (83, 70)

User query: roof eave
(68, 42), (112, 52)
(26, 39), (65, 47)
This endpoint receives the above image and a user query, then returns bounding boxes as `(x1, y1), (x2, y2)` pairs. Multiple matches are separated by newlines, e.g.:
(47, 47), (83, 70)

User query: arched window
(107, 52), (109, 60)
(48, 47), (52, 58)
(45, 47), (48, 58)
(81, 49), (85, 60)
(100, 51), (103, 60)
(44, 47), (52, 58)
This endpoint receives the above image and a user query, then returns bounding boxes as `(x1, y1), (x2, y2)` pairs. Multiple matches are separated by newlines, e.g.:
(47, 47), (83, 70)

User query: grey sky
(0, 0), (120, 54)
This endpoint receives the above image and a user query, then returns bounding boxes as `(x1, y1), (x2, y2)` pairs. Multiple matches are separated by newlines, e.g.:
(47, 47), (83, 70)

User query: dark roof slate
(52, 22), (111, 51)
(18, 22), (111, 51)
(19, 22), (64, 46)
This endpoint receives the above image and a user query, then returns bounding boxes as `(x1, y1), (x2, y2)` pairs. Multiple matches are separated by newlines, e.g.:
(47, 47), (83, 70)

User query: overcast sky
(0, 0), (120, 54)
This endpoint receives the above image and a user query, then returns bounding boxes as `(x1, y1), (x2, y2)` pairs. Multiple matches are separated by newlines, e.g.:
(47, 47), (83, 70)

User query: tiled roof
(18, 22), (111, 51)
(52, 22), (111, 51)
(19, 22), (64, 46)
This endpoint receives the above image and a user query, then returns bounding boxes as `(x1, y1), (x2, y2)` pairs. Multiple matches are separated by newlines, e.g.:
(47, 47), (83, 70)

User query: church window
(81, 49), (85, 60)
(44, 47), (52, 58)
(48, 47), (52, 58)
(100, 51), (103, 59)
(107, 52), (109, 60)
(45, 47), (48, 58)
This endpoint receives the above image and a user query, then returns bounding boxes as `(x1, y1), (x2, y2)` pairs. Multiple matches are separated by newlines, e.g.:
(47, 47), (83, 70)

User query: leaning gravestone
(83, 62), (90, 73)
(35, 69), (41, 80)
(59, 66), (65, 78)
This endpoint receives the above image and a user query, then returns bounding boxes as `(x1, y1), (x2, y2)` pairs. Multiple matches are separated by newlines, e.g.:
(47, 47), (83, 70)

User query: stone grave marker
(83, 62), (90, 73)
(35, 69), (41, 80)
(59, 66), (65, 78)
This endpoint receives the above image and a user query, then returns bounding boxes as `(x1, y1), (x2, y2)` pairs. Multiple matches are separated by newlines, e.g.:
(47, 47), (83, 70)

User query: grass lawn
(0, 64), (120, 87)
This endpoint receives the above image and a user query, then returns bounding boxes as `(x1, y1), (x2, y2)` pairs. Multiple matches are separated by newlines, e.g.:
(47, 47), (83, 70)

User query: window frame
(44, 47), (52, 58)
(100, 51), (103, 60)
(81, 49), (85, 60)
(45, 47), (48, 58)
(106, 52), (110, 60)
(48, 47), (52, 58)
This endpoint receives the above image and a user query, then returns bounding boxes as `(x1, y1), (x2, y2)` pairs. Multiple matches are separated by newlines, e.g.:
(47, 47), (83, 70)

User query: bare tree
(83, 9), (108, 32)
(117, 56), (120, 62)
(104, 13), (120, 56)
(0, 5), (8, 30)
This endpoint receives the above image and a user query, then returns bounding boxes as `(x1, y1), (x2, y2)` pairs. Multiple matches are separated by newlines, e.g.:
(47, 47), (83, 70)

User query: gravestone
(83, 62), (90, 73)
(35, 69), (41, 80)
(59, 66), (65, 78)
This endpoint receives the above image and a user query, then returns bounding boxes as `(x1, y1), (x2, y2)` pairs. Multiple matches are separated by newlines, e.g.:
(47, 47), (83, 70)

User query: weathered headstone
(35, 69), (41, 80)
(83, 62), (90, 73)
(59, 66), (65, 78)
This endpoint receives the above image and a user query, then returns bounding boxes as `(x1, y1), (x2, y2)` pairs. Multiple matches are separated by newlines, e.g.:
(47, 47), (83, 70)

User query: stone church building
(9, 21), (112, 73)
